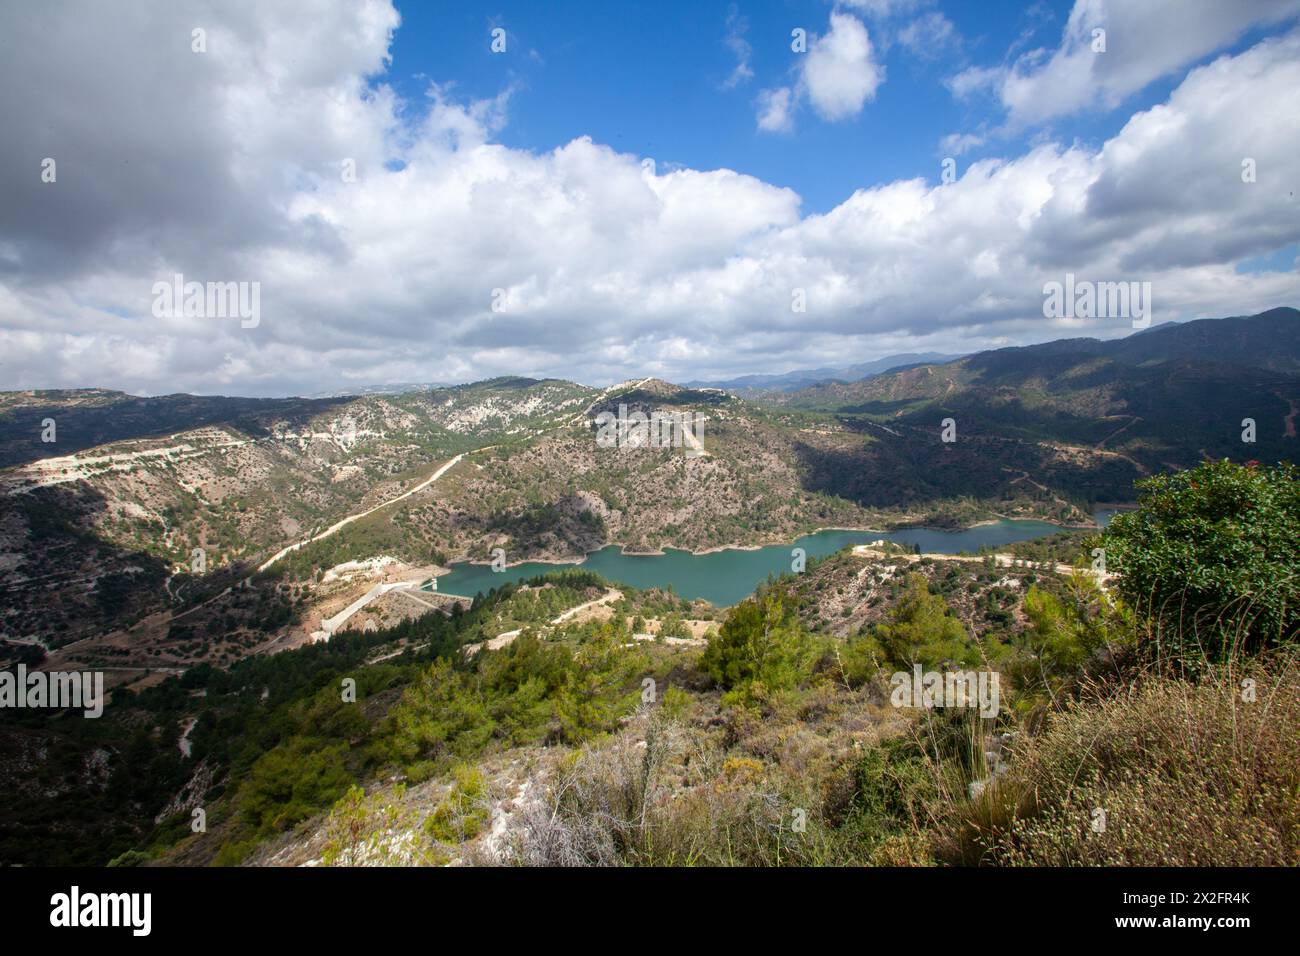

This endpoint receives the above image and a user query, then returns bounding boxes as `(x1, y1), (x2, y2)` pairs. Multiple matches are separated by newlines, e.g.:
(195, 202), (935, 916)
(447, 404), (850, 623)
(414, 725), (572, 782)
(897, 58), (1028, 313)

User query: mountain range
(685, 352), (965, 393)
(0, 307), (1295, 660)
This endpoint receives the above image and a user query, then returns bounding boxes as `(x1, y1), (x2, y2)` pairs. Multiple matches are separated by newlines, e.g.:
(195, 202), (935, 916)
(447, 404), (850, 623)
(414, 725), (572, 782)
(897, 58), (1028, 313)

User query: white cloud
(802, 11), (886, 121)
(755, 11), (885, 133)
(947, 63), (1002, 100)
(0, 1), (1297, 395)
(722, 4), (753, 88)
(755, 87), (794, 133)
(940, 132), (986, 156)
(961, 0), (1300, 128)
(898, 11), (958, 60)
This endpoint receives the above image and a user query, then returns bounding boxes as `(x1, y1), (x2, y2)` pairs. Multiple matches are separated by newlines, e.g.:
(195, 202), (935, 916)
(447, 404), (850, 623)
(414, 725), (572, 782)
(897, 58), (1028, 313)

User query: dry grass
(938, 655), (1299, 865)
(499, 688), (887, 866)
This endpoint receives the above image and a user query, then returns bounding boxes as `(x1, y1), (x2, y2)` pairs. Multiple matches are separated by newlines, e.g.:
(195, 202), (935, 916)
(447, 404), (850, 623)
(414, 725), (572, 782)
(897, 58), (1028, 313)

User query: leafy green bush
(869, 573), (985, 669)
(554, 631), (647, 743)
(387, 658), (496, 776)
(234, 738), (353, 838)
(658, 613), (689, 639)
(699, 586), (814, 698)
(1103, 460), (1299, 658)
(386, 625), (646, 775)
(1006, 582), (1123, 700)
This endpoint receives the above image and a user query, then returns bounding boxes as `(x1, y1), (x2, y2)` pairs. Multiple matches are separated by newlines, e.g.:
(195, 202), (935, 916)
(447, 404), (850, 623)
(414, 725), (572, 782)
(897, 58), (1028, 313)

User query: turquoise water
(1092, 508), (1123, 528)
(430, 515), (1104, 608)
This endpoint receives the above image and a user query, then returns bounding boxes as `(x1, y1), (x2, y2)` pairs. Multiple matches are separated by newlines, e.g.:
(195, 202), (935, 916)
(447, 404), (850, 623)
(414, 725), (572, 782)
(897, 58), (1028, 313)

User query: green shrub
(425, 766), (491, 844)
(1006, 581), (1127, 701)
(870, 573), (985, 669)
(1103, 459), (1300, 659)
(699, 586), (814, 697)
(232, 738), (353, 840)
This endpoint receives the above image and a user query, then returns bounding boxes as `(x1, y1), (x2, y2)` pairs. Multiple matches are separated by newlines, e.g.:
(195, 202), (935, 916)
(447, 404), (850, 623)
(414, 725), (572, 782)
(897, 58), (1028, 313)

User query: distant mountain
(0, 377), (575, 469)
(0, 389), (353, 468)
(306, 381), (451, 398)
(777, 306), (1298, 484)
(686, 352), (965, 393)
(1097, 307), (1300, 373)
(781, 308), (1298, 400)
(951, 308), (1300, 377)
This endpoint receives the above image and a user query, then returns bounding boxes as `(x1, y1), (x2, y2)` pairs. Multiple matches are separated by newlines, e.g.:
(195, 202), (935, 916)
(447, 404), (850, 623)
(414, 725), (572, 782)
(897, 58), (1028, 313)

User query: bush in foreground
(1103, 459), (1300, 659)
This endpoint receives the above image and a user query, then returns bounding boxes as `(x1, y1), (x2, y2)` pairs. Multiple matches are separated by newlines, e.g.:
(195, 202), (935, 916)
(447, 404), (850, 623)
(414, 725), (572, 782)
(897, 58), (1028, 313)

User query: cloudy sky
(1, 0), (1298, 397)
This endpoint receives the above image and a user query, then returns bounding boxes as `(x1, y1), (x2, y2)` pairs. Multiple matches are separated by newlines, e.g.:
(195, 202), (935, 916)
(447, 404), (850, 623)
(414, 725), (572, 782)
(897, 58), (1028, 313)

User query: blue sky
(381, 0), (1282, 213)
(2, 0), (1299, 395)
(385, 0), (1062, 213)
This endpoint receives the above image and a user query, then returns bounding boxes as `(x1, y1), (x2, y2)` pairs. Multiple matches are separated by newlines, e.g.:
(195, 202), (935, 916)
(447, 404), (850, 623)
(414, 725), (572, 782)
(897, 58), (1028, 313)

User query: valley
(0, 308), (1296, 870)
(4, 312), (1295, 673)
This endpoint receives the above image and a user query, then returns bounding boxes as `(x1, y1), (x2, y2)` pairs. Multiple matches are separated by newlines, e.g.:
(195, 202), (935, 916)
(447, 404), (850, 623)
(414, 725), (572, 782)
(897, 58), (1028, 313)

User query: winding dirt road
(257, 453), (467, 572)
(463, 587), (623, 656)
(851, 545), (1114, 587)
(257, 376), (654, 574)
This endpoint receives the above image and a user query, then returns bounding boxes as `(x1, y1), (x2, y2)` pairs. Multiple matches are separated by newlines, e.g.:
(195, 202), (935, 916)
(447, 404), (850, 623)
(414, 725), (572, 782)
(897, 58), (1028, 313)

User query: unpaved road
(464, 587), (624, 656)
(257, 376), (654, 574)
(851, 546), (1113, 587)
(258, 453), (467, 572)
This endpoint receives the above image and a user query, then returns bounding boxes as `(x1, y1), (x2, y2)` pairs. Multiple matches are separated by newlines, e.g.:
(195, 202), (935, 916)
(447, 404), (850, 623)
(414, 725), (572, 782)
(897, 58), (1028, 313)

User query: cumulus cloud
(802, 11), (886, 120)
(755, 10), (884, 133)
(952, 0), (1300, 128)
(0, 0), (1297, 396)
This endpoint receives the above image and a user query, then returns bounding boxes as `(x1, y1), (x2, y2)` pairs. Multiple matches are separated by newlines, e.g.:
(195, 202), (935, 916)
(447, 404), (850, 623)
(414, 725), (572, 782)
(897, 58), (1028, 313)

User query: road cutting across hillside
(257, 376), (655, 573)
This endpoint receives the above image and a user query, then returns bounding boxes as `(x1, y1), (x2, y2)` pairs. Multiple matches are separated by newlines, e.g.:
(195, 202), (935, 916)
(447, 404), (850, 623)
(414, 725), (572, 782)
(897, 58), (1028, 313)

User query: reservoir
(432, 513), (1116, 607)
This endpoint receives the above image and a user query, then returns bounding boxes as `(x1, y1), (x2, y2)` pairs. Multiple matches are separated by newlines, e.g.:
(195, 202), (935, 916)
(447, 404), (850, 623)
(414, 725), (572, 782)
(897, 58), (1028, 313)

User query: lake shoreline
(432, 512), (1115, 605)
(445, 513), (1102, 570)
